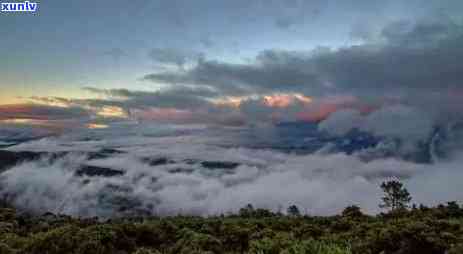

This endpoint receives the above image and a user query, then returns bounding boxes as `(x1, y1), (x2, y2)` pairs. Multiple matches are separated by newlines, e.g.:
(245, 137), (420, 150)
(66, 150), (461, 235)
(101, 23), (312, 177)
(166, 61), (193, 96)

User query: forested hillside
(1, 202), (463, 254)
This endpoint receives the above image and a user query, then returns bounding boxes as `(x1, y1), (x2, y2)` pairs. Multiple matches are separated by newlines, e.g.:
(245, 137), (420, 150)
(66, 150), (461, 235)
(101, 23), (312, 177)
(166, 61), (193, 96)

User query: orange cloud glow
(296, 96), (377, 122)
(87, 123), (109, 129)
(263, 93), (312, 108)
(213, 96), (244, 108)
(0, 118), (77, 133)
(0, 118), (37, 124)
(214, 93), (313, 109)
(0, 103), (92, 133)
(96, 106), (127, 118)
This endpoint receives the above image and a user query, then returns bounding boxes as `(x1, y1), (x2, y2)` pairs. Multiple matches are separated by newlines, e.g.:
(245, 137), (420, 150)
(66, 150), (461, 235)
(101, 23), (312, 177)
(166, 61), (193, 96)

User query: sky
(1, 0), (463, 133)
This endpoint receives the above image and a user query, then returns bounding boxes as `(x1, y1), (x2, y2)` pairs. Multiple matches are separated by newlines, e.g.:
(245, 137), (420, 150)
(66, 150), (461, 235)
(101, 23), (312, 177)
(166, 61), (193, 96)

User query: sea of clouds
(1, 120), (462, 218)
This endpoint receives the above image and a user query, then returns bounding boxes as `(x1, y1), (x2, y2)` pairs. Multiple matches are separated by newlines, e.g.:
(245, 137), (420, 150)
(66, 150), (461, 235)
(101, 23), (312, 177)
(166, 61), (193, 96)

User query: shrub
(171, 228), (222, 254)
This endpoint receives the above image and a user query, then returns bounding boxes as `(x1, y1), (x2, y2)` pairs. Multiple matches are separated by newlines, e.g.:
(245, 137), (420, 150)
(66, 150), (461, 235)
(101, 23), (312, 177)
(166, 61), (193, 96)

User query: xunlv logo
(1, 1), (38, 12)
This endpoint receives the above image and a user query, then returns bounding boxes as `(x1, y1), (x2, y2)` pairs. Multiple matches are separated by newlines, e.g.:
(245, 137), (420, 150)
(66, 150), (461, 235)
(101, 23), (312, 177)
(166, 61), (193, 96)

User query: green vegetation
(0, 181), (462, 253)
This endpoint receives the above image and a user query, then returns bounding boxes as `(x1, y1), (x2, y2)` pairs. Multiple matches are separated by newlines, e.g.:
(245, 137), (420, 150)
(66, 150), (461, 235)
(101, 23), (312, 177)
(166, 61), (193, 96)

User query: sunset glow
(96, 106), (127, 118)
(214, 93), (313, 109)
(213, 96), (245, 108)
(87, 123), (109, 129)
(263, 94), (312, 108)
(0, 119), (39, 125)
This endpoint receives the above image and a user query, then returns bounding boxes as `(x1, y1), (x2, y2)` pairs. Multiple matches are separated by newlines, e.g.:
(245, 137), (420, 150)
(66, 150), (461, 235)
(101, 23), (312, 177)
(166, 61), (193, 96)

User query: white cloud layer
(1, 124), (462, 218)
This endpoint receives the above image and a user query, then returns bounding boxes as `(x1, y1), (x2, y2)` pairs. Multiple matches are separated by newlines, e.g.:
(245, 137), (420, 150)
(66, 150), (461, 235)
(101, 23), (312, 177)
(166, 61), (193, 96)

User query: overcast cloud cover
(4, 14), (462, 131)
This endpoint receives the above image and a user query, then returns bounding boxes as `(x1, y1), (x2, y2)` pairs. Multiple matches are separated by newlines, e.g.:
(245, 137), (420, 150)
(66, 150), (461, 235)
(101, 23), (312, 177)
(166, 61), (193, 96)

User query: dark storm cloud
(83, 86), (218, 110)
(143, 53), (322, 96)
(143, 19), (463, 100)
(315, 20), (463, 97)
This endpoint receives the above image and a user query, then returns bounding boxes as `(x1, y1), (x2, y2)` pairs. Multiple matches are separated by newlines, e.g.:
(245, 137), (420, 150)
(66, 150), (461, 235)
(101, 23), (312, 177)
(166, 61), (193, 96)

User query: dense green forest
(0, 181), (462, 254)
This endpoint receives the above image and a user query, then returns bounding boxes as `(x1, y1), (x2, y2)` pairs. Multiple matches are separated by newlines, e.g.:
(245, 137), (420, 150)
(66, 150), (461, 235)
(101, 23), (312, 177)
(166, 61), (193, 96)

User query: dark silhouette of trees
(238, 204), (274, 218)
(379, 180), (412, 212)
(446, 201), (461, 217)
(287, 205), (301, 216)
(342, 205), (363, 218)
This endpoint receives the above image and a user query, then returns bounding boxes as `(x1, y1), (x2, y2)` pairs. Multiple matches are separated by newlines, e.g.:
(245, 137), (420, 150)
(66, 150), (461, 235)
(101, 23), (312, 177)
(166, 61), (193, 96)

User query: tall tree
(379, 180), (412, 212)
